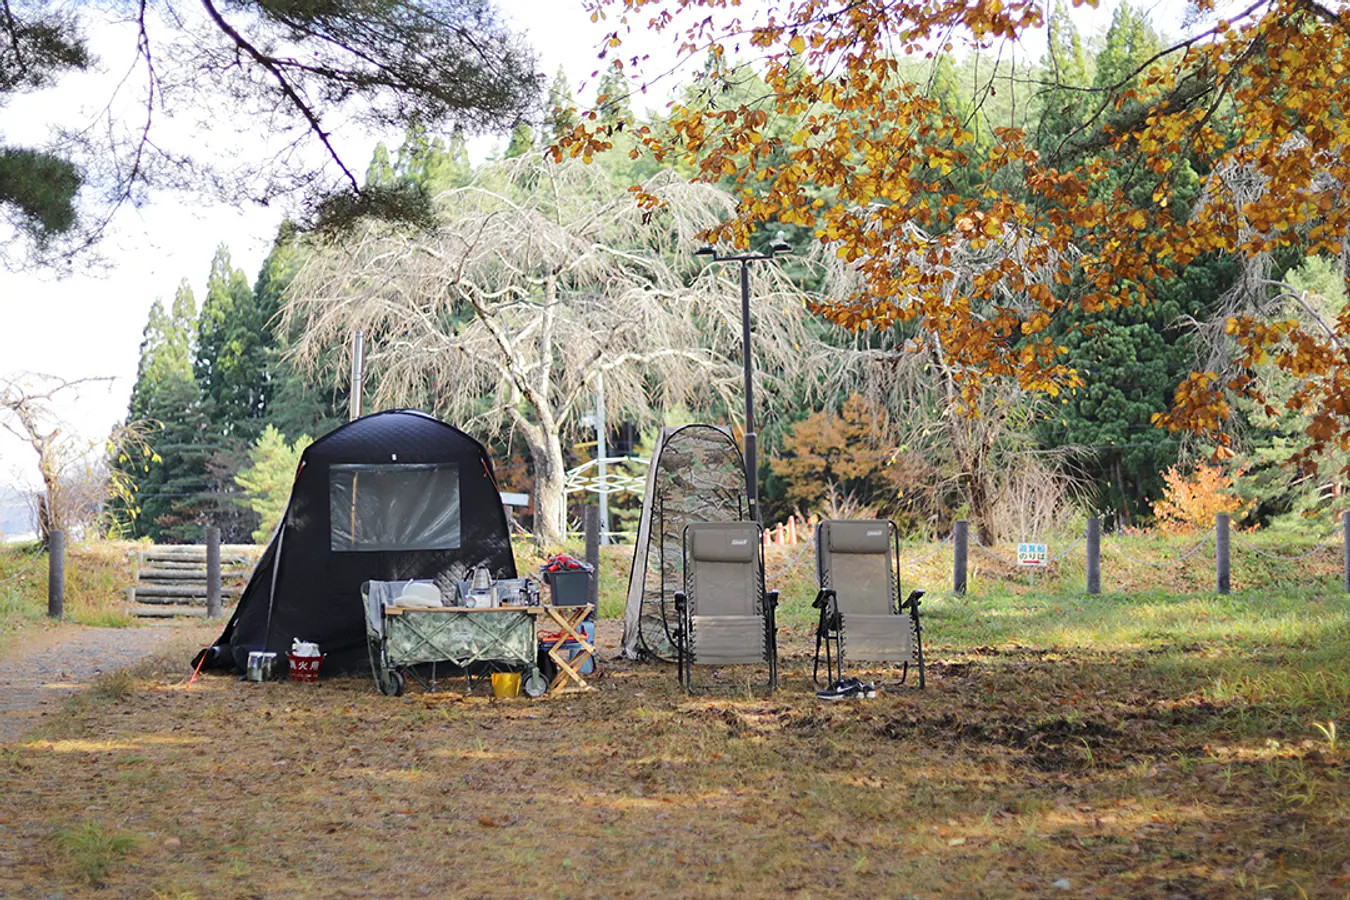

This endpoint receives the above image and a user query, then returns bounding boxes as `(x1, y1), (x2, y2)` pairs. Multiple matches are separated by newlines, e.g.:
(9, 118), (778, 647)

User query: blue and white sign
(1016, 543), (1049, 567)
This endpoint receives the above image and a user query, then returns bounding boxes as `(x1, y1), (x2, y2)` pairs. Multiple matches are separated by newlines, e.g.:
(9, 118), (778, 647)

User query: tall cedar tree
(120, 281), (214, 540)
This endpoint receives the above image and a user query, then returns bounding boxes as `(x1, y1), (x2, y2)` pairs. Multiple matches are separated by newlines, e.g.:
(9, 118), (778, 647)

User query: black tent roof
(200, 409), (517, 675)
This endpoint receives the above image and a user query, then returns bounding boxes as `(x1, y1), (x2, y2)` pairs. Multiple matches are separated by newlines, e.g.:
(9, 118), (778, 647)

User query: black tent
(198, 409), (517, 675)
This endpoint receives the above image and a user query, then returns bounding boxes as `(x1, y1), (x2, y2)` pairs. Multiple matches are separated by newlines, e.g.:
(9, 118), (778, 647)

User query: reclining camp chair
(671, 521), (779, 693)
(814, 519), (925, 688)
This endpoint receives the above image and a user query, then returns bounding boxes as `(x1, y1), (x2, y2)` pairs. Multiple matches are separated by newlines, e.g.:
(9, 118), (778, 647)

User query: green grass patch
(50, 820), (137, 887)
(0, 541), (137, 657)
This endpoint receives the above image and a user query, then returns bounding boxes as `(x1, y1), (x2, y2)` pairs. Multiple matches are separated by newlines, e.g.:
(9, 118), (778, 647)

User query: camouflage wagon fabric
(622, 425), (746, 659)
(374, 610), (536, 683)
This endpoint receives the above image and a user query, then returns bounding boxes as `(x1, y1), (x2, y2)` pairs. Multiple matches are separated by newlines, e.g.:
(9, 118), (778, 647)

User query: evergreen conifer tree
(254, 227), (348, 439)
(544, 68), (578, 143)
(120, 280), (213, 540)
(504, 122), (536, 158)
(196, 245), (272, 441)
(365, 143), (396, 188)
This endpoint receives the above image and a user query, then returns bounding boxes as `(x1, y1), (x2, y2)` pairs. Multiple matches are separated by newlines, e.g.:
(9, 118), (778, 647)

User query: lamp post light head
(695, 245), (716, 257)
(769, 230), (791, 254)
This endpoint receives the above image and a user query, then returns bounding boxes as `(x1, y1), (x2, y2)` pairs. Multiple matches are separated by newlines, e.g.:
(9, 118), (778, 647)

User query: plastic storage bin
(544, 568), (592, 606)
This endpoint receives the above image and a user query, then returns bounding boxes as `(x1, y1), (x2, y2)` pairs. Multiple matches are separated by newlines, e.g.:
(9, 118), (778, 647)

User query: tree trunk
(528, 429), (568, 546)
(966, 471), (996, 547)
(1114, 456), (1132, 528)
(39, 470), (61, 545)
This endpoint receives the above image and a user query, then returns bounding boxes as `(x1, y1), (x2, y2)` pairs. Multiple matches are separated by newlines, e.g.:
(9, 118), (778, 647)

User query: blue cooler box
(540, 619), (595, 676)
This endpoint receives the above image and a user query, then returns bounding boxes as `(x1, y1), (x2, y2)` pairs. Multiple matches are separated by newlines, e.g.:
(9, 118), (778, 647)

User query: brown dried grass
(1, 614), (1346, 899)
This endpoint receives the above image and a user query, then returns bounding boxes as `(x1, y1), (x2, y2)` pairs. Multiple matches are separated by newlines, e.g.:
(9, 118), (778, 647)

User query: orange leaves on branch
(569, 0), (1350, 448)
(1151, 463), (1249, 534)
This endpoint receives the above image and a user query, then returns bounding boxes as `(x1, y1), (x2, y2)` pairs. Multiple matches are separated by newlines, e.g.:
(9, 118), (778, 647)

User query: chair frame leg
(903, 589), (926, 690)
(811, 590), (843, 687)
(912, 601), (926, 689)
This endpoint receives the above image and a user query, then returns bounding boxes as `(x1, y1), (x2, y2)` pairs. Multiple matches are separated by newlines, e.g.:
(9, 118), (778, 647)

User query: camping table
(539, 604), (596, 694)
(375, 606), (545, 695)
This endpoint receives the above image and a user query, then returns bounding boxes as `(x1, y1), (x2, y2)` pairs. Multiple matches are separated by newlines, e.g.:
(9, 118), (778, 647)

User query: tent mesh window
(329, 464), (461, 552)
(623, 425), (746, 661)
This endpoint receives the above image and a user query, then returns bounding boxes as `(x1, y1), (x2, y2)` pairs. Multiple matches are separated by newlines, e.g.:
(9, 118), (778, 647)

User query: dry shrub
(986, 455), (1086, 543)
(771, 394), (900, 517)
(1152, 463), (1248, 533)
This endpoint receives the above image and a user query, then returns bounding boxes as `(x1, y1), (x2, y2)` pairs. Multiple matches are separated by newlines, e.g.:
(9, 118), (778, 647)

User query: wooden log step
(139, 554), (255, 567)
(137, 568), (250, 581)
(135, 558), (253, 574)
(127, 593), (240, 607)
(128, 585), (242, 600)
(138, 544), (260, 557)
(131, 605), (211, 618)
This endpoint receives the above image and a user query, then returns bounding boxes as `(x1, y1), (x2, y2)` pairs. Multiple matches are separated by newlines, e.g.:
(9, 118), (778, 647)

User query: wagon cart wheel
(376, 667), (404, 697)
(523, 667), (548, 698)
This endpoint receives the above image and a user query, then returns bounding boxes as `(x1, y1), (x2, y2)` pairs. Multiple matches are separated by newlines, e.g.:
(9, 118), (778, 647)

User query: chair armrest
(811, 588), (836, 610)
(901, 589), (925, 612)
(674, 591), (687, 613)
(766, 590), (780, 610)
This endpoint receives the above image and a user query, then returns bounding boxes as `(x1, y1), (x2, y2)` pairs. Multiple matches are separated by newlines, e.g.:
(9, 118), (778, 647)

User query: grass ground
(0, 535), (1346, 898)
(0, 534), (1344, 895)
(0, 541), (135, 659)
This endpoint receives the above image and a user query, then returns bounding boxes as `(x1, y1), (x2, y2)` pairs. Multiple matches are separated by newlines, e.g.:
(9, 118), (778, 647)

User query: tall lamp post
(696, 232), (792, 525)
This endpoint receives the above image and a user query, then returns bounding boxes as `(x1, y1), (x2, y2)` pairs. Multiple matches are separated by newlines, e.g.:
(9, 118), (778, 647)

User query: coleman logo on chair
(731, 538), (749, 546)
(867, 529), (884, 536)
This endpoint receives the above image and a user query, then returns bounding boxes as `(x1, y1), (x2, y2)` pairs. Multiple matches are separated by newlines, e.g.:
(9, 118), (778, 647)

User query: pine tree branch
(197, 0), (359, 193)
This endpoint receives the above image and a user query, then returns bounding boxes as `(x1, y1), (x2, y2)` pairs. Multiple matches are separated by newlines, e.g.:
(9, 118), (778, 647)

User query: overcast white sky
(0, 0), (638, 490)
(0, 0), (1145, 491)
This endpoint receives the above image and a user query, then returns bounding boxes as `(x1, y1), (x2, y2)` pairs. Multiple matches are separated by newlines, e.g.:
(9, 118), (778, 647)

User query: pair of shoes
(816, 678), (860, 701)
(815, 676), (878, 701)
(850, 676), (878, 699)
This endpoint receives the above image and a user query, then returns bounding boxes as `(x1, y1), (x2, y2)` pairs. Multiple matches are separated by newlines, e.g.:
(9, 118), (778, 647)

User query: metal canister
(246, 651), (277, 682)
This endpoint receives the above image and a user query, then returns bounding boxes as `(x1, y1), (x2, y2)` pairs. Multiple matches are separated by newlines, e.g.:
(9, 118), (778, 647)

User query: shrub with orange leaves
(1150, 464), (1249, 534)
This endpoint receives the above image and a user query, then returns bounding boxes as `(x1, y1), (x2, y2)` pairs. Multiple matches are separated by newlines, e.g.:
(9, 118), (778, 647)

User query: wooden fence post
(206, 526), (222, 619)
(953, 520), (969, 596)
(584, 505), (600, 608)
(1086, 516), (1101, 595)
(47, 529), (64, 619)
(1342, 511), (1349, 594)
(1216, 513), (1231, 595)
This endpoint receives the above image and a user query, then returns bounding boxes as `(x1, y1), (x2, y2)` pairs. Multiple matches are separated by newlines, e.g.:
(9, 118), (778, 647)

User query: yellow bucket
(490, 672), (521, 699)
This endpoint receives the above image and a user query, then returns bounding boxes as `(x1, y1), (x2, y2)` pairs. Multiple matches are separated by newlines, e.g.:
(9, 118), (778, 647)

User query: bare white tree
(284, 154), (823, 543)
(0, 372), (114, 542)
(1186, 139), (1350, 383)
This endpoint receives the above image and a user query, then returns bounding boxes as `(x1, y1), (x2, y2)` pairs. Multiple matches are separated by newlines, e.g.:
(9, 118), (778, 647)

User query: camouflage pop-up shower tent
(622, 424), (747, 660)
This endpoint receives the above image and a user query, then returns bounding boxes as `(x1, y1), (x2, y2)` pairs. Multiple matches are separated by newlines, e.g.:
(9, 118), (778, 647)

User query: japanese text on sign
(1017, 543), (1048, 567)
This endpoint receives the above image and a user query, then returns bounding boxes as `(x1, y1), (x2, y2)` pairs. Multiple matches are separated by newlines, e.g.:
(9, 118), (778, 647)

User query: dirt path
(0, 625), (203, 743)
